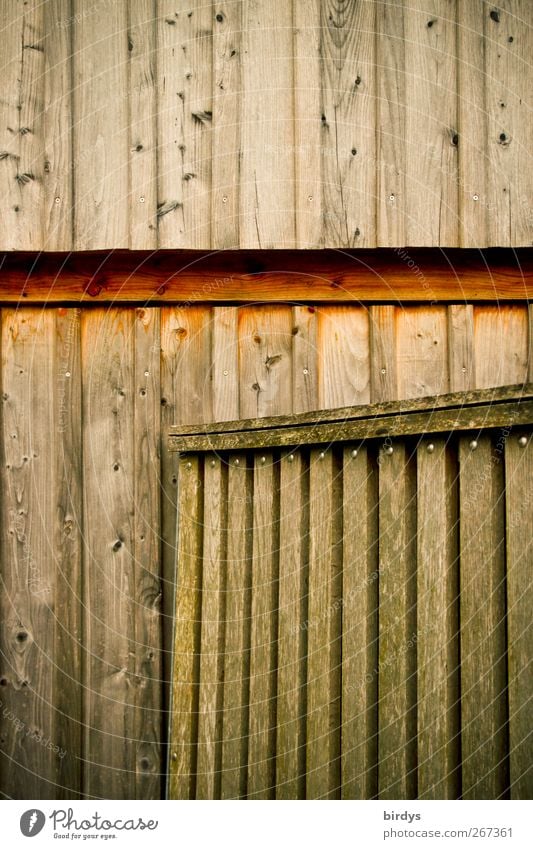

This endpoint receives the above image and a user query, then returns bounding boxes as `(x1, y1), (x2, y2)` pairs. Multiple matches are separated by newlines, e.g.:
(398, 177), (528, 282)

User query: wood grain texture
(404, 1), (459, 246)
(81, 310), (136, 799)
(370, 305), (398, 402)
(417, 439), (460, 799)
(448, 304), (475, 391)
(220, 454), (251, 799)
(341, 446), (378, 799)
(474, 305), (528, 388)
(240, 0), (295, 249)
(276, 451), (307, 799)
(292, 306), (318, 414)
(306, 449), (342, 799)
(505, 433), (533, 799)
(318, 307), (370, 408)
(396, 306), (449, 398)
(377, 442), (417, 799)
(459, 436), (508, 798)
(212, 307), (239, 421)
(238, 306), (293, 419)
(247, 453), (278, 799)
(72, 0), (129, 249)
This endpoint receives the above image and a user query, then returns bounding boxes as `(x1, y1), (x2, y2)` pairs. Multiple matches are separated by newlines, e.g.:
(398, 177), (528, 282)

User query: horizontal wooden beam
(168, 384), (533, 452)
(0, 249), (532, 303)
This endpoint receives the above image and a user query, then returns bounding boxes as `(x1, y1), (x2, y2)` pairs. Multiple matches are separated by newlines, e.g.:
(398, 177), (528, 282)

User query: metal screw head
(472, 194), (479, 201)
(65, 371), (71, 378)
(385, 445), (393, 455)
(469, 440), (478, 450)
(223, 369), (229, 376)
(303, 368), (309, 375)
(186, 462), (192, 470)
(351, 449), (358, 459)
(389, 194), (395, 202)
(518, 436), (528, 447)
(171, 752), (177, 762)
(222, 196), (228, 203)
(287, 454), (294, 463)
(427, 443), (435, 453)
(260, 456), (266, 464)
(139, 196), (145, 203)
(54, 196), (61, 204)
(381, 367), (386, 374)
(144, 370), (149, 377)
(210, 459), (216, 467)
(319, 451), (325, 460)
(234, 458), (240, 466)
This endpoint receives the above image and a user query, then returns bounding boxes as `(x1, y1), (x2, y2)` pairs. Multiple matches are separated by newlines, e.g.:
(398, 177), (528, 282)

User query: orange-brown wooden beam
(0, 249), (532, 303)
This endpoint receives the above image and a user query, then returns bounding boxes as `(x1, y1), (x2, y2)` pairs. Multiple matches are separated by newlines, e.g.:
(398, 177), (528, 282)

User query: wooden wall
(0, 299), (531, 798)
(1, 0), (531, 251)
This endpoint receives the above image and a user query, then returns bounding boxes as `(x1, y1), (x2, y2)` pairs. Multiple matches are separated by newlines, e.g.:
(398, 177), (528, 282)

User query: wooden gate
(168, 385), (533, 800)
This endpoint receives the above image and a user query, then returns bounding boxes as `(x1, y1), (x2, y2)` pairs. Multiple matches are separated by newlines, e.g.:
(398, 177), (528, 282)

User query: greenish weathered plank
(378, 442), (417, 799)
(168, 456), (203, 800)
(505, 432), (533, 799)
(417, 439), (460, 799)
(341, 446), (378, 799)
(459, 436), (508, 799)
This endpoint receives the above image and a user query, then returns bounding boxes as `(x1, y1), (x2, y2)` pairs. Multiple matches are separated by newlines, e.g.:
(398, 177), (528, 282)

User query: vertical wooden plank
(0, 1), (45, 250)
(341, 446), (378, 799)
(220, 453), (252, 799)
(157, 2), (213, 248)
(396, 306), (449, 398)
(212, 308), (239, 421)
(529, 304), (533, 382)
(376, 0), (406, 247)
(0, 310), (58, 797)
(72, 0), (129, 249)
(173, 306), (213, 426)
(459, 435), (508, 798)
(212, 0), (242, 250)
(417, 439), (460, 798)
(485, 1), (532, 247)
(168, 455), (203, 799)
(378, 442), (417, 799)
(457, 0), (487, 247)
(240, 0), (295, 249)
(129, 0), (158, 250)
(133, 308), (162, 798)
(292, 306), (318, 414)
(321, 0), (377, 248)
(293, 0), (323, 248)
(318, 307), (370, 409)
(247, 453), (278, 799)
(474, 306), (528, 388)
(196, 457), (226, 799)
(370, 305), (398, 402)
(238, 306), (293, 419)
(505, 432), (533, 798)
(54, 308), (83, 799)
(81, 310), (136, 798)
(306, 449), (342, 799)
(43, 0), (73, 250)
(404, 1), (459, 246)
(448, 304), (475, 391)
(276, 451), (307, 799)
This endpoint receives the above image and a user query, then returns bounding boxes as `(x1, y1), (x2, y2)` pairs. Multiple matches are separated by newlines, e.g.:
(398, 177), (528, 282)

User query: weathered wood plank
(292, 306), (318, 414)
(341, 446), (378, 799)
(128, 0), (158, 250)
(396, 306), (449, 398)
(294, 0), (322, 248)
(212, 0), (242, 250)
(43, 0), (73, 250)
(318, 307), (370, 408)
(276, 451), (307, 799)
(306, 449), (342, 799)
(378, 442), (417, 799)
(459, 435), (508, 798)
(370, 305), (398, 402)
(133, 307), (162, 798)
(196, 457), (226, 799)
(321, 0), (377, 247)
(417, 439), (460, 798)
(474, 305), (528, 388)
(72, 0), (129, 249)
(404, 1), (459, 246)
(247, 453), (278, 799)
(1, 250), (533, 302)
(81, 309), (136, 798)
(457, 0), (487, 247)
(157, 2), (213, 249)
(220, 454), (252, 799)
(505, 431), (533, 798)
(212, 307), (239, 421)
(0, 1), (45, 250)
(238, 306), (293, 419)
(376, 0), (406, 246)
(448, 304), (475, 391)
(240, 0), (295, 249)
(0, 310), (58, 797)
(168, 455), (203, 800)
